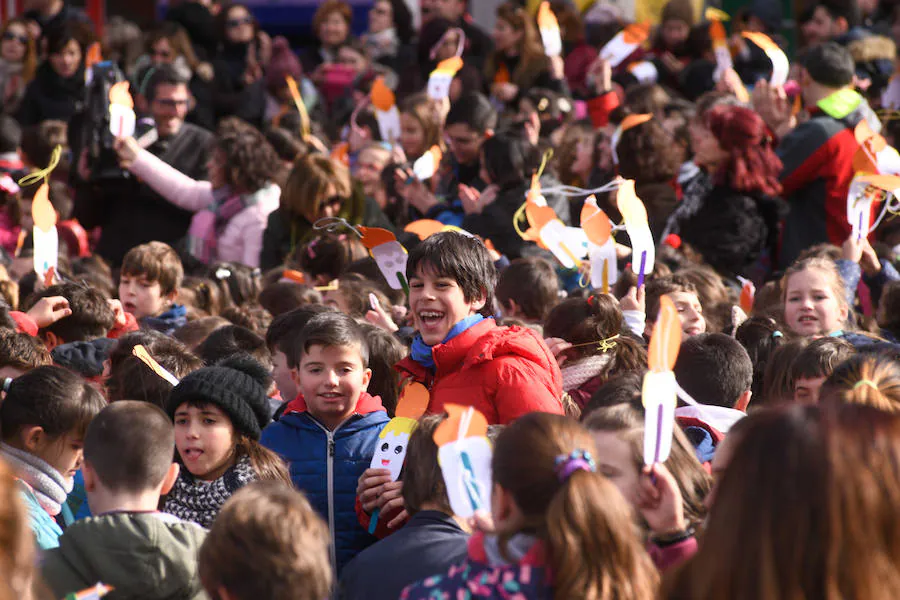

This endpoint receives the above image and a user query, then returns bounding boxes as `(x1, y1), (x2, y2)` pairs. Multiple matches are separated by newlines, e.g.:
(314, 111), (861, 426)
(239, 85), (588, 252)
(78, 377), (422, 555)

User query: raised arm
(115, 137), (214, 212)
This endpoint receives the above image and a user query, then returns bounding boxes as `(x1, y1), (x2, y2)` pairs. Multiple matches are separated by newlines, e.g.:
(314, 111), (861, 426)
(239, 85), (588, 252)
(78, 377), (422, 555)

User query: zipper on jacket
(310, 416), (352, 572)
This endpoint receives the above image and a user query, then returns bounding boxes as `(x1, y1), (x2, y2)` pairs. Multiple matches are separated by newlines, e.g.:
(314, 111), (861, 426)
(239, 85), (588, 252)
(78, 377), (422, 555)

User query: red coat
(396, 320), (564, 425)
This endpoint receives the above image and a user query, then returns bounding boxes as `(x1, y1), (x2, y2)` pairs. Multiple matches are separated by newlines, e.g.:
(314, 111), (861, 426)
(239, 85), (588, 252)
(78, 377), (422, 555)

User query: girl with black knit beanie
(163, 355), (290, 528)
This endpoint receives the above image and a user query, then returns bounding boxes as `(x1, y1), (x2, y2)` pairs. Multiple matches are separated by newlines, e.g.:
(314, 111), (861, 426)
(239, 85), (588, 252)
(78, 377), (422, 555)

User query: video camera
(73, 60), (131, 182)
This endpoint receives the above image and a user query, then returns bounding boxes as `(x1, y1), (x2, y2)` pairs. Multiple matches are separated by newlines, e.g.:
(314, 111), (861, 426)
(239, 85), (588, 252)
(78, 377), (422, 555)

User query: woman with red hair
(666, 103), (785, 283)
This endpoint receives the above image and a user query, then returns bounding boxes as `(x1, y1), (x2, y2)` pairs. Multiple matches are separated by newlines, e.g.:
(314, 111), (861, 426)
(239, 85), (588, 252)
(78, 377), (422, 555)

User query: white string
(312, 217), (363, 238)
(525, 179), (624, 199)
(869, 191), (900, 233)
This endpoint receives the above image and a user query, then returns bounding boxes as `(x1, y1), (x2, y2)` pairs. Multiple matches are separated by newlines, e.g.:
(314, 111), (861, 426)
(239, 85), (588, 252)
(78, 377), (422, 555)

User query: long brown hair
(282, 154), (352, 223)
(583, 402), (711, 534)
(236, 435), (291, 485)
(664, 404), (900, 600)
(0, 19), (36, 82)
(399, 92), (443, 157)
(493, 412), (658, 600)
(485, 2), (550, 90)
(820, 353), (900, 414)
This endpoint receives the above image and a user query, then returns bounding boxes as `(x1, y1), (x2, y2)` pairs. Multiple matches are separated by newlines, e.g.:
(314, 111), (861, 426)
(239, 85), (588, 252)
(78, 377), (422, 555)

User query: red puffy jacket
(395, 320), (564, 425)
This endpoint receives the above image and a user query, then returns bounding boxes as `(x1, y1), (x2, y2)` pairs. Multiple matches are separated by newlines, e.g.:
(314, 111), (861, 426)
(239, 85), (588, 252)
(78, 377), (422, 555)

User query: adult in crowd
(211, 3), (267, 128)
(0, 18), (36, 115)
(73, 65), (213, 266)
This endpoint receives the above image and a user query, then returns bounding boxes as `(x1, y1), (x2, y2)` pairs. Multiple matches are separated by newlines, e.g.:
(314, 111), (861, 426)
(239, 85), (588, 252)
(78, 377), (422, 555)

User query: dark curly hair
(214, 117), (282, 193)
(615, 117), (681, 184)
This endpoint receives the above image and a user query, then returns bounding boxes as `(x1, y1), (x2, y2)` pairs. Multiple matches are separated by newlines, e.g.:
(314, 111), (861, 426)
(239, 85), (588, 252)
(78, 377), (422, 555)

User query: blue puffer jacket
(260, 392), (389, 574)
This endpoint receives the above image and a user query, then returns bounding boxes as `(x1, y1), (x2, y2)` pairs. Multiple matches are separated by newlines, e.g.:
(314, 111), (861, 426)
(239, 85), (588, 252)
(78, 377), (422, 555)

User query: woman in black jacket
(211, 3), (266, 128)
(667, 103), (785, 284)
(16, 24), (89, 127)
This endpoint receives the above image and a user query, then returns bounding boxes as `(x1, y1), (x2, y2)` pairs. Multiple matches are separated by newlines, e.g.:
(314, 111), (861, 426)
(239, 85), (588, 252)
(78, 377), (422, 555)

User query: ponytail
(546, 469), (658, 600)
(493, 413), (658, 600)
(236, 436), (292, 486)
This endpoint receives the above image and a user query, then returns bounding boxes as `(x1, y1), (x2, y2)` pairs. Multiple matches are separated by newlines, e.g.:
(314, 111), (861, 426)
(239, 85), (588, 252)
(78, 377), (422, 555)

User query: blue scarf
(410, 314), (485, 369)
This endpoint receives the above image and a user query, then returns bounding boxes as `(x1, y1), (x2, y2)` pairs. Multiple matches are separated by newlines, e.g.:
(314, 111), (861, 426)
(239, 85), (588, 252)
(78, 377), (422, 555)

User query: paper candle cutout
(331, 142), (350, 166)
(741, 32), (789, 86)
(370, 77), (401, 143)
(628, 61), (659, 84)
(66, 583), (114, 600)
(642, 295), (682, 466)
(83, 42), (102, 85)
(108, 81), (135, 138)
(522, 176), (585, 269)
(428, 57), (464, 101)
(132, 344), (180, 386)
(616, 179), (655, 287)
(852, 120), (900, 176)
(404, 219), (446, 240)
(610, 113), (652, 165)
(31, 183), (57, 279)
(708, 12), (733, 81)
(359, 226), (409, 291)
(413, 145), (443, 181)
(369, 382), (429, 481)
(434, 404), (492, 518)
(281, 269), (306, 284)
(739, 279), (755, 314)
(580, 195), (617, 292)
(537, 2), (562, 57)
(599, 23), (649, 68)
(285, 75), (311, 141)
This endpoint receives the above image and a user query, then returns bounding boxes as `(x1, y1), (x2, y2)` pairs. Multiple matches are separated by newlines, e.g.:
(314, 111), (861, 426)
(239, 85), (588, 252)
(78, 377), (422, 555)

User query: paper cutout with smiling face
(359, 226), (409, 291)
(368, 382), (430, 480)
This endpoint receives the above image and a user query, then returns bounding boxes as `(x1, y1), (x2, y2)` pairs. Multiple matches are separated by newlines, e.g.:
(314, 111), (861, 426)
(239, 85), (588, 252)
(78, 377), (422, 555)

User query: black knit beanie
(167, 355), (271, 440)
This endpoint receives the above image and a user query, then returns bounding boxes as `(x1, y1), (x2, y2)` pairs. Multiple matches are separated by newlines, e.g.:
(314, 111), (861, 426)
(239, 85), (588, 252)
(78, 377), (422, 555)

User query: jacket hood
(51, 338), (116, 378)
(49, 512), (207, 599)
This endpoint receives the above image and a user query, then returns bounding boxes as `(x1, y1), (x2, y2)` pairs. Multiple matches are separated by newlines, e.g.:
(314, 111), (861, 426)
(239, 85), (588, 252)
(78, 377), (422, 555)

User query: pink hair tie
(554, 450), (596, 482)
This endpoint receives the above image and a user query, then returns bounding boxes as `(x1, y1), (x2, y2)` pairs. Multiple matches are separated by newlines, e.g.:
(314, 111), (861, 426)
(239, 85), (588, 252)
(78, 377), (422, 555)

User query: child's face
(669, 291), (706, 337)
(119, 273), (170, 320)
(661, 18), (690, 49)
(173, 403), (236, 481)
(409, 266), (486, 346)
(34, 432), (84, 484)
(784, 268), (847, 337)
(444, 123), (484, 166)
(400, 112), (426, 160)
(590, 430), (640, 508)
(272, 349), (297, 401)
(794, 376), (825, 404)
(296, 343), (372, 431)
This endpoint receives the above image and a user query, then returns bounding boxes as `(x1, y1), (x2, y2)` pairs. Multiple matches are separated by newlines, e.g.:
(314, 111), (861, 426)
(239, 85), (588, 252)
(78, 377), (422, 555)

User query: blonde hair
(821, 353), (900, 413)
(199, 481), (332, 600)
(282, 154), (352, 223)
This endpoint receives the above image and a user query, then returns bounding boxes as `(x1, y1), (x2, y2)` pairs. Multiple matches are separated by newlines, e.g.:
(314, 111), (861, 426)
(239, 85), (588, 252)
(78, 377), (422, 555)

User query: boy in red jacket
(397, 231), (564, 424)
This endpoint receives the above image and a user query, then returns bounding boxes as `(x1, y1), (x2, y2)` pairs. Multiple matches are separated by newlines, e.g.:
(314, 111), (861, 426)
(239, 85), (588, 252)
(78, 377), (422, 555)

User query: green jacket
(41, 512), (209, 600)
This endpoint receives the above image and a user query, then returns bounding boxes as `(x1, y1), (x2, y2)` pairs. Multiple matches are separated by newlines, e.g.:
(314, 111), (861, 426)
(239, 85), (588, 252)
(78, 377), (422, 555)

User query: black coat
(16, 62), (84, 127)
(211, 41), (266, 128)
(72, 122), (214, 267)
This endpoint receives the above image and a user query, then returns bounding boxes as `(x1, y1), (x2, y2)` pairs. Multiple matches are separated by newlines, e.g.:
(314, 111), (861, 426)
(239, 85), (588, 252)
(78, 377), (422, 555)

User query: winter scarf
(1, 442), (72, 516)
(410, 314), (485, 370)
(187, 184), (267, 264)
(560, 355), (611, 392)
(662, 166), (713, 240)
(163, 454), (256, 528)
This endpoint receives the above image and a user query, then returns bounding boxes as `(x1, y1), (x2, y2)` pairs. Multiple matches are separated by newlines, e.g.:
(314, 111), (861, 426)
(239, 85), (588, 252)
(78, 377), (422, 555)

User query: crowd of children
(4, 0), (900, 598)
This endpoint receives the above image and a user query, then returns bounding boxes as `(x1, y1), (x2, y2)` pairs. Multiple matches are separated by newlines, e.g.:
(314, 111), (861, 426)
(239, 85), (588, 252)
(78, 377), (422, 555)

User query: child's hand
(26, 296), (71, 328)
(544, 337), (573, 367)
(860, 239), (882, 276)
(467, 509), (496, 535)
(394, 167), (439, 213)
(620, 286), (645, 313)
(376, 480), (408, 528)
(636, 463), (687, 538)
(107, 299), (128, 328)
(365, 293), (399, 333)
(357, 468), (392, 514)
(113, 136), (140, 168)
(842, 234), (864, 264)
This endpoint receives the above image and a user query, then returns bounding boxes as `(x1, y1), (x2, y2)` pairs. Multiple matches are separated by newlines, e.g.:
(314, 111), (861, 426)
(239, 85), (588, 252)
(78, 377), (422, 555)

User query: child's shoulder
(467, 322), (555, 369)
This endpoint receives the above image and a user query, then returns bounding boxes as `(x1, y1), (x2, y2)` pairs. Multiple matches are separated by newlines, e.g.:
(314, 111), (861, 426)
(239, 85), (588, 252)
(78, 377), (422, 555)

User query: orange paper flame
(370, 77), (395, 112)
(648, 295), (681, 372)
(108, 81), (134, 109)
(433, 404), (488, 447)
(395, 382), (430, 419)
(358, 226), (398, 249)
(31, 183), (56, 232)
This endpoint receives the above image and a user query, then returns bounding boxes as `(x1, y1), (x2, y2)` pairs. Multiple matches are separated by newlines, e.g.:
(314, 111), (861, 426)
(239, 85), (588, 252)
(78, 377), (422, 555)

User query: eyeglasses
(226, 16), (253, 28)
(154, 98), (190, 109)
(1, 32), (27, 45)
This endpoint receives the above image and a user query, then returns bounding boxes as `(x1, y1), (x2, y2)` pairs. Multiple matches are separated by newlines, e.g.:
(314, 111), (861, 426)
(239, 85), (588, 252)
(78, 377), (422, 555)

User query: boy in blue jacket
(261, 312), (389, 574)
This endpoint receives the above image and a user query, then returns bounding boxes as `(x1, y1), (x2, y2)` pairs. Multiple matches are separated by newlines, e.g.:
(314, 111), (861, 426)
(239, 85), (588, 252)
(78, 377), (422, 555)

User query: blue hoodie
(140, 304), (188, 336)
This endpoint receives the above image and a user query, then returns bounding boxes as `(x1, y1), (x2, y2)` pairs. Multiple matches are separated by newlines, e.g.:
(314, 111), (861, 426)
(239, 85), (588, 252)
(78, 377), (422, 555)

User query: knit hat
(661, 0), (695, 26)
(265, 36), (303, 90)
(167, 355), (271, 440)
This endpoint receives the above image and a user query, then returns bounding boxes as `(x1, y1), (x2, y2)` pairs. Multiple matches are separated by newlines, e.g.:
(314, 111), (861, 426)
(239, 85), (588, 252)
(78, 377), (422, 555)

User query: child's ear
(42, 331), (60, 351)
(289, 366), (301, 387)
(504, 299), (520, 318)
(165, 288), (179, 304)
(82, 462), (97, 493)
(361, 368), (372, 392)
(734, 390), (752, 413)
(160, 463), (180, 495)
(21, 425), (45, 453)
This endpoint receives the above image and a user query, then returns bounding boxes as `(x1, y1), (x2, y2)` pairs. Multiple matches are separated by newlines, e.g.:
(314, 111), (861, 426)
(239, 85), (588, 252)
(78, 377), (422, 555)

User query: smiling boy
(261, 312), (389, 574)
(396, 231), (564, 425)
(119, 242), (187, 335)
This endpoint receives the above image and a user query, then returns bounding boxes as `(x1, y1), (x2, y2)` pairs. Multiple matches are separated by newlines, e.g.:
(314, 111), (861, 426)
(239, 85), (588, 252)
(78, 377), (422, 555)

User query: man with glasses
(72, 65), (213, 266)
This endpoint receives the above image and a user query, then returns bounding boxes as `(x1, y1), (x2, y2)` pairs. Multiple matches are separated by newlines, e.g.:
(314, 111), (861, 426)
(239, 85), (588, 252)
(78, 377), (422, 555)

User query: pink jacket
(129, 150), (280, 267)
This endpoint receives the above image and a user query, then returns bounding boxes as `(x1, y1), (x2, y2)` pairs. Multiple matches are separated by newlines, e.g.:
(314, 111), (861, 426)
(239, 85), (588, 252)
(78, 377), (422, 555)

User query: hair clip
(215, 267), (231, 280)
(853, 379), (879, 391)
(569, 334), (620, 353)
(251, 268), (261, 278)
(554, 449), (596, 482)
(772, 330), (783, 338)
(2, 377), (11, 393)
(314, 279), (339, 292)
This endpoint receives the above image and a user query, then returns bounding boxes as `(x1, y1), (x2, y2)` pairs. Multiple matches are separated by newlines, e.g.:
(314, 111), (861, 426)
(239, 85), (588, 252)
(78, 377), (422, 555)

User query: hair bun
(216, 354), (272, 391)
